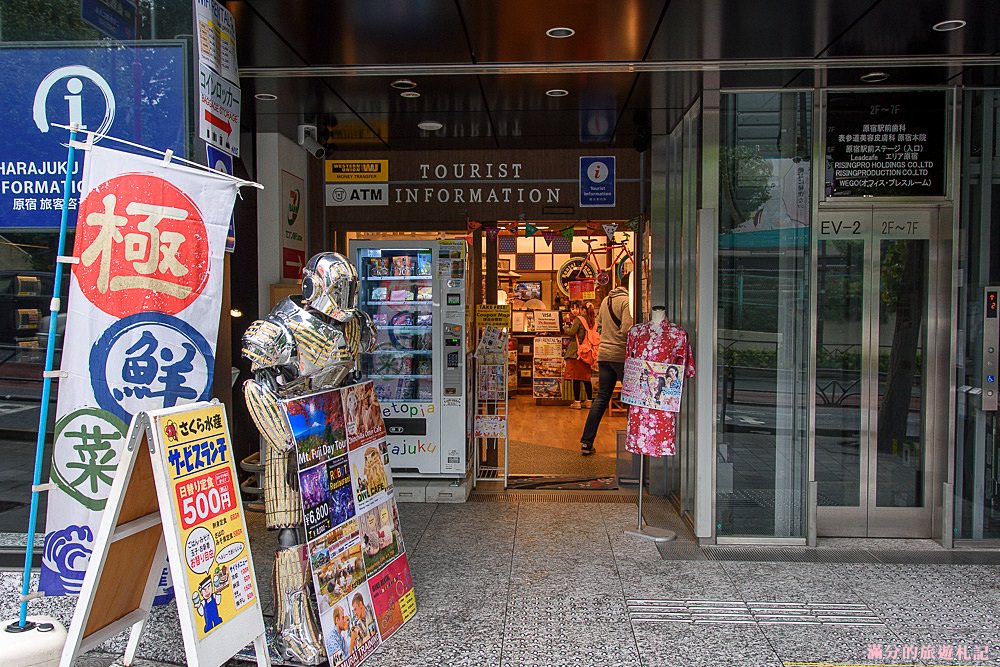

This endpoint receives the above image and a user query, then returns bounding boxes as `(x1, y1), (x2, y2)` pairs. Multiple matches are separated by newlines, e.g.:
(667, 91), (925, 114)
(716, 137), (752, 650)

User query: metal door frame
(812, 206), (943, 537)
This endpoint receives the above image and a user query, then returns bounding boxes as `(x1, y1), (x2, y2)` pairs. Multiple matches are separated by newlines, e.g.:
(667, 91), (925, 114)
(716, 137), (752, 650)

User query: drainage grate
(702, 546), (882, 564)
(469, 490), (637, 504)
(695, 546), (1000, 565)
(627, 599), (884, 627)
(867, 549), (1000, 564)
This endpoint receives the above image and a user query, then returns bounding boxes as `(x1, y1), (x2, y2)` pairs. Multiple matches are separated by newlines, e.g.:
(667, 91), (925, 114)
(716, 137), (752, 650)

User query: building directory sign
(825, 90), (947, 198)
(0, 44), (186, 229)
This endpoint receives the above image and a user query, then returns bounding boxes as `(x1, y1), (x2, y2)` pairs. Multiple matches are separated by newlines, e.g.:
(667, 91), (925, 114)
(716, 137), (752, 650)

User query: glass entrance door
(815, 209), (936, 537)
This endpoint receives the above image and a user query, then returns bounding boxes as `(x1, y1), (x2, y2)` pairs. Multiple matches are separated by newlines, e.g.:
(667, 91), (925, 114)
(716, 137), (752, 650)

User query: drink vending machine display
(351, 239), (468, 477)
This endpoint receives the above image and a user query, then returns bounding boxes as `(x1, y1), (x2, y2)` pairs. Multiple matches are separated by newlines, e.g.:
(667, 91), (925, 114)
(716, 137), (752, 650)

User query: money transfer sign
(285, 382), (416, 667)
(40, 144), (239, 597)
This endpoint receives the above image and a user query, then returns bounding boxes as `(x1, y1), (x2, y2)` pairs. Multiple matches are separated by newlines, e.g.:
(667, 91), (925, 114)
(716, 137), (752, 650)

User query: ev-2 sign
(817, 208), (934, 240)
(325, 183), (389, 207)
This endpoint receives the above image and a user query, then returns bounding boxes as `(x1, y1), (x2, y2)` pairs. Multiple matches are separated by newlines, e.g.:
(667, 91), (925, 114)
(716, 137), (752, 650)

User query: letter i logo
(33, 65), (116, 143)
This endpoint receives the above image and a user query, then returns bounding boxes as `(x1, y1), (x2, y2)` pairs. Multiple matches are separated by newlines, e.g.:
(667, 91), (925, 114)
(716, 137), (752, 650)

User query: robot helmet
(301, 252), (358, 321)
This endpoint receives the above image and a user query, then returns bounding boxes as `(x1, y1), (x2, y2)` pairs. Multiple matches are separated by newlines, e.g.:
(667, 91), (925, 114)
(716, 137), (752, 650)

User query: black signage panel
(825, 91), (947, 197)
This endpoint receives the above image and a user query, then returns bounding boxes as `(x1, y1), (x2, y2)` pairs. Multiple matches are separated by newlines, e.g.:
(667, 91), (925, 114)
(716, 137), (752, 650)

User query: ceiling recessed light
(400, 91), (421, 99)
(254, 93), (277, 101)
(545, 27), (575, 38)
(932, 19), (966, 31)
(391, 79), (418, 90)
(546, 89), (569, 97)
(417, 121), (443, 131)
(860, 71), (889, 83)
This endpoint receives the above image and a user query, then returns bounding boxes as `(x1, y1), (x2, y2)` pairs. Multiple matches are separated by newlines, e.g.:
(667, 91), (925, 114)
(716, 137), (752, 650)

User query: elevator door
(815, 209), (938, 537)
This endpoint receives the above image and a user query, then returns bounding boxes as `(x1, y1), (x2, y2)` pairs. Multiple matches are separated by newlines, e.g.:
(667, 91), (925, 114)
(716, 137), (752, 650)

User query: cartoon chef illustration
(193, 574), (224, 633)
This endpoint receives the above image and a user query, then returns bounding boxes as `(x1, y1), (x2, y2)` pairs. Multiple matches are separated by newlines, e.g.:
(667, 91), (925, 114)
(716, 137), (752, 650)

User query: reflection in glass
(815, 240), (864, 507)
(956, 90), (1000, 539)
(875, 240), (927, 507)
(356, 248), (435, 403)
(716, 92), (812, 537)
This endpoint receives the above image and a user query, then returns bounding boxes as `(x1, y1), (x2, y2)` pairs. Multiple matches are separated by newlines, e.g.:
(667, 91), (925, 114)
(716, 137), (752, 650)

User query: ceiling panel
(328, 75), (488, 116)
(359, 111), (498, 151)
(458, 0), (668, 63)
(648, 0), (884, 61)
(232, 0), (471, 67)
(822, 0), (1000, 57)
(822, 66), (956, 87)
(478, 73), (637, 111)
(231, 0), (1000, 151)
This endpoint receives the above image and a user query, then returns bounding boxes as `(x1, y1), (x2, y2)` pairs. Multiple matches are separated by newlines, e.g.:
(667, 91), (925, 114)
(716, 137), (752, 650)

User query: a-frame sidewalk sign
(59, 400), (271, 667)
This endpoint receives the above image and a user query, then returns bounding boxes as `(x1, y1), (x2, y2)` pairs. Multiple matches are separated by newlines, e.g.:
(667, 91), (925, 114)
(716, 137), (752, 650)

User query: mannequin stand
(624, 454), (677, 542)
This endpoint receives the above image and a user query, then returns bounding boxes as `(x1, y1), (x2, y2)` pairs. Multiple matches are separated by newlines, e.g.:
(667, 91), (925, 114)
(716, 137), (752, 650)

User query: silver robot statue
(242, 252), (376, 664)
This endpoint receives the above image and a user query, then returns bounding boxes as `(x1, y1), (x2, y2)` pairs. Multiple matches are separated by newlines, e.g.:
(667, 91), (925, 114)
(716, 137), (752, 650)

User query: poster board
(532, 336), (564, 399)
(475, 304), (512, 329)
(60, 402), (269, 667)
(283, 381), (416, 667)
(621, 358), (685, 412)
(533, 310), (561, 332)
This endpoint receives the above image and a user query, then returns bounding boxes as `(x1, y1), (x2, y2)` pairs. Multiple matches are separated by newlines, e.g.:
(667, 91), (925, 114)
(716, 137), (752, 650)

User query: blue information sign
(206, 145), (237, 252)
(0, 44), (187, 229)
(579, 156), (616, 207)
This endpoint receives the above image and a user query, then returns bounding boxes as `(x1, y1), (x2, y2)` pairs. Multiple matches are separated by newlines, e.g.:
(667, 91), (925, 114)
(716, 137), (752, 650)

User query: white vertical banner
(40, 144), (238, 596)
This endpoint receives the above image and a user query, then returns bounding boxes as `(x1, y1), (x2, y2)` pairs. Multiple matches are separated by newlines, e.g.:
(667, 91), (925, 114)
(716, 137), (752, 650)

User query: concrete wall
(255, 133), (309, 317)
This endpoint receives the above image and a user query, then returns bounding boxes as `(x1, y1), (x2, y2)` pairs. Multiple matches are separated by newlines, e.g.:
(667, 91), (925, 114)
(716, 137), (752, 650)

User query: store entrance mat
(470, 488), (637, 503)
(505, 474), (619, 491)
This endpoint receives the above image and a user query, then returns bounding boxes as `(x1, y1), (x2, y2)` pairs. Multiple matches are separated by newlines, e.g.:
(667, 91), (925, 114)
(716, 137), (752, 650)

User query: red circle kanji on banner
(73, 173), (210, 317)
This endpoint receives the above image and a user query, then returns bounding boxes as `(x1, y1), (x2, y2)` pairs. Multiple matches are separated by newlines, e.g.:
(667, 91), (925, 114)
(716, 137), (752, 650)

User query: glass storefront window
(0, 0), (196, 542)
(955, 90), (1000, 540)
(716, 92), (812, 537)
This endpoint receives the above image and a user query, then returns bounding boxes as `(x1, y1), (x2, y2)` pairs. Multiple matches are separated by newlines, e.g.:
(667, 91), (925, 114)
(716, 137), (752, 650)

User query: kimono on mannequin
(624, 315), (695, 456)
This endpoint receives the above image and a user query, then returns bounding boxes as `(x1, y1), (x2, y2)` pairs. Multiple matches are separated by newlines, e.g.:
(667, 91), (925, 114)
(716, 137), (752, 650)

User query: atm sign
(325, 159), (389, 182)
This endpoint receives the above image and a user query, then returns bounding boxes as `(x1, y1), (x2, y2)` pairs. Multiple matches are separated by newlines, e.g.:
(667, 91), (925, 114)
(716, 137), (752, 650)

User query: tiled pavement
(2, 500), (999, 666)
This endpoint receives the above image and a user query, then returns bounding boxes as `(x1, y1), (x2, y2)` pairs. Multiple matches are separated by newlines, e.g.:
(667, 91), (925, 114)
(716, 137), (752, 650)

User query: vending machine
(350, 239), (468, 478)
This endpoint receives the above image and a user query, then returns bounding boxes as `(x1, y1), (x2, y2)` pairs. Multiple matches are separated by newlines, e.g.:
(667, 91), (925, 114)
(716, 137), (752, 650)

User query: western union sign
(325, 159), (389, 182)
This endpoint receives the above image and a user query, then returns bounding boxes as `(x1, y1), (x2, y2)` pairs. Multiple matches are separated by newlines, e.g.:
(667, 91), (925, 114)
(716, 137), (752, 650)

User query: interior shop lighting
(546, 89), (569, 97)
(545, 27), (575, 38)
(417, 121), (444, 131)
(400, 91), (421, 98)
(860, 71), (890, 83)
(230, 308), (243, 318)
(932, 19), (966, 31)
(391, 79), (418, 89)
(254, 93), (278, 101)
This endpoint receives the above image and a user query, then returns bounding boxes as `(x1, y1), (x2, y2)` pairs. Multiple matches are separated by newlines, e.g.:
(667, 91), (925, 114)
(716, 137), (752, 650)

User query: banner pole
(14, 124), (79, 630)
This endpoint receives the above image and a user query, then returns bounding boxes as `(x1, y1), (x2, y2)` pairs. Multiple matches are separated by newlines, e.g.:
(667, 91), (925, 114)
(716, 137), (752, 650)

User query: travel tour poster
(349, 440), (394, 514)
(286, 388), (349, 468)
(288, 382), (416, 667)
(344, 382), (386, 449)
